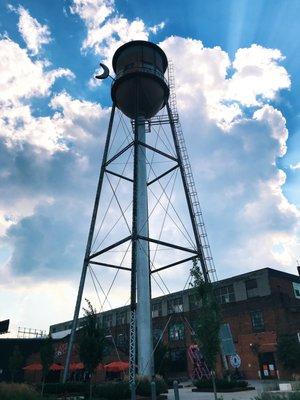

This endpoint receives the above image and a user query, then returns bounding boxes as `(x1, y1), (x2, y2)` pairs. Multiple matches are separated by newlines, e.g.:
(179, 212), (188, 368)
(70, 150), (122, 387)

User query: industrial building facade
(50, 267), (300, 380)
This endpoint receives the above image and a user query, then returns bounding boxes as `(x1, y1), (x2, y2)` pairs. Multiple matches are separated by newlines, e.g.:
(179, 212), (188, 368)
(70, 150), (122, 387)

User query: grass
(0, 383), (43, 400)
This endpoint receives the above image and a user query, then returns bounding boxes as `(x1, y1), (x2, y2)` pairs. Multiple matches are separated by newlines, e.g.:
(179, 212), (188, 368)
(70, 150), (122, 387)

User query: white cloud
(0, 280), (78, 336)
(227, 45), (291, 106)
(70, 0), (114, 28)
(0, 90), (109, 154)
(0, 196), (54, 238)
(0, 38), (75, 153)
(16, 6), (51, 55)
(160, 37), (291, 130)
(159, 36), (299, 272)
(254, 105), (288, 156)
(0, 38), (73, 105)
(49, 91), (110, 143)
(290, 162), (300, 170)
(87, 76), (102, 90)
(71, 0), (165, 65)
(149, 21), (166, 34)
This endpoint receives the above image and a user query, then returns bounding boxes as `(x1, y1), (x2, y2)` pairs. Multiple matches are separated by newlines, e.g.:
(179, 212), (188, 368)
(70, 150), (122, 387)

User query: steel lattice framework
(62, 45), (217, 396)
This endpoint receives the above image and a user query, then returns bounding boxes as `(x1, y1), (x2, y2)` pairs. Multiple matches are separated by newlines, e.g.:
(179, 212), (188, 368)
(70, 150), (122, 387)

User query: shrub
(277, 335), (300, 370)
(0, 383), (42, 400)
(193, 378), (248, 390)
(167, 378), (180, 388)
(93, 382), (130, 400)
(36, 382), (88, 396)
(135, 375), (168, 396)
(38, 378), (167, 399)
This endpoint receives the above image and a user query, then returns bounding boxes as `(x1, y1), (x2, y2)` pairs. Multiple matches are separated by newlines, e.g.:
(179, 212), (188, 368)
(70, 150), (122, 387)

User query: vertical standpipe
(111, 40), (170, 379)
(134, 116), (152, 377)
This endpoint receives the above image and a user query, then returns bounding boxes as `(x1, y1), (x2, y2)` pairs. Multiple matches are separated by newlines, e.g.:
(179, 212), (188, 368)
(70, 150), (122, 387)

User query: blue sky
(0, 0), (300, 335)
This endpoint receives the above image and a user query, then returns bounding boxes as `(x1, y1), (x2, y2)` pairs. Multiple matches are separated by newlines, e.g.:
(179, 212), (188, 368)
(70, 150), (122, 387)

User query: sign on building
(219, 323), (236, 356)
(0, 319), (9, 335)
(229, 354), (241, 368)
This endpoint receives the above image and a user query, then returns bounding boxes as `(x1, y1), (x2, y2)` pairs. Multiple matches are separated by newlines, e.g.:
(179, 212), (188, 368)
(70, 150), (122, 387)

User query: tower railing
(114, 66), (169, 86)
(167, 61), (218, 283)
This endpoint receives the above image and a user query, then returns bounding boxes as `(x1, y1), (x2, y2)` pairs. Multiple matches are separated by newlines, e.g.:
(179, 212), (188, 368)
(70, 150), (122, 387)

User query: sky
(1, 0), (300, 337)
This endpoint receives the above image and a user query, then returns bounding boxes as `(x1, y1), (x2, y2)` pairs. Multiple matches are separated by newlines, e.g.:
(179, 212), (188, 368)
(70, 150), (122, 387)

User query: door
(259, 352), (277, 379)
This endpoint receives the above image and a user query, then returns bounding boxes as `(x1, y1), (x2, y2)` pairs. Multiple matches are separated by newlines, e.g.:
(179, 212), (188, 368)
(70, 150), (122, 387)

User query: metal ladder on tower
(168, 61), (218, 283)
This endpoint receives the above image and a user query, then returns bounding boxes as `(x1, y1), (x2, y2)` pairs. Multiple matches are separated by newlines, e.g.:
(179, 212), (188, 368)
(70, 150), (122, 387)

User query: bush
(0, 383), (43, 400)
(38, 378), (167, 399)
(193, 378), (249, 390)
(135, 375), (168, 396)
(277, 335), (300, 370)
(93, 382), (130, 400)
(36, 382), (88, 396)
(167, 378), (180, 388)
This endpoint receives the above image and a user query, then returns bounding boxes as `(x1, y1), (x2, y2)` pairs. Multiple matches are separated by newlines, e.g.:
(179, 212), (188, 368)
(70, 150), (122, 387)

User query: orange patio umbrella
(23, 363), (42, 371)
(50, 363), (64, 371)
(104, 361), (129, 372)
(23, 363), (64, 371)
(69, 362), (84, 371)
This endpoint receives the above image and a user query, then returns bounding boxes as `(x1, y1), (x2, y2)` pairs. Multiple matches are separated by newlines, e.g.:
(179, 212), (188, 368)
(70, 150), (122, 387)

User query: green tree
(40, 338), (54, 396)
(277, 334), (300, 370)
(78, 299), (106, 400)
(190, 261), (221, 400)
(8, 346), (23, 382)
(154, 340), (170, 379)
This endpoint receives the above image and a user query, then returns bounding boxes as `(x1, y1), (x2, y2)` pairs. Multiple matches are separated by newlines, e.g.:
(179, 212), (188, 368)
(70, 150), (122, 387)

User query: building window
(250, 310), (264, 332)
(189, 294), (202, 310)
(169, 323), (185, 341)
(246, 279), (259, 298)
(103, 314), (113, 328)
(168, 297), (183, 314)
(152, 302), (162, 318)
(116, 311), (126, 326)
(292, 282), (300, 299)
(215, 285), (235, 304)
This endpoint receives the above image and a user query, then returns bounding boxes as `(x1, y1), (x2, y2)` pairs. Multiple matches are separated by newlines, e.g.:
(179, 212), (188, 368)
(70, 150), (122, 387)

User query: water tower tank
(111, 40), (169, 119)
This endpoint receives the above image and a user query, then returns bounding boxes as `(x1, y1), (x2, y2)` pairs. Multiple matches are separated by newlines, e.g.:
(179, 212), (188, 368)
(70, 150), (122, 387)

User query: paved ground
(167, 388), (258, 400)
(167, 381), (261, 400)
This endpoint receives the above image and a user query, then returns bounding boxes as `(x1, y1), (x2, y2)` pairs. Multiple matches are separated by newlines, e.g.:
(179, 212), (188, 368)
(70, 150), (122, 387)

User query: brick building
(49, 267), (300, 380)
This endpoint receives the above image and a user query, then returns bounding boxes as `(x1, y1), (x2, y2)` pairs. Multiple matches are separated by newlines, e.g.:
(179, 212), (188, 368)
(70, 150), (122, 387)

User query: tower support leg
(62, 104), (116, 383)
(132, 116), (152, 378)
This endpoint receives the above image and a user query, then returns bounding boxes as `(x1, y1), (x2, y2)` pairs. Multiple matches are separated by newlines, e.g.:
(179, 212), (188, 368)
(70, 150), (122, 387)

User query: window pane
(216, 285), (235, 304)
(246, 279), (258, 290)
(250, 310), (264, 332)
(152, 302), (162, 317)
(168, 297), (183, 313)
(293, 282), (300, 299)
(169, 323), (185, 341)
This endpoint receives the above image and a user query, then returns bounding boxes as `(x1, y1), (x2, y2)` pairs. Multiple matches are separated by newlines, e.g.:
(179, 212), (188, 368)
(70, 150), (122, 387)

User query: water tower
(112, 41), (169, 378)
(63, 41), (217, 391)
